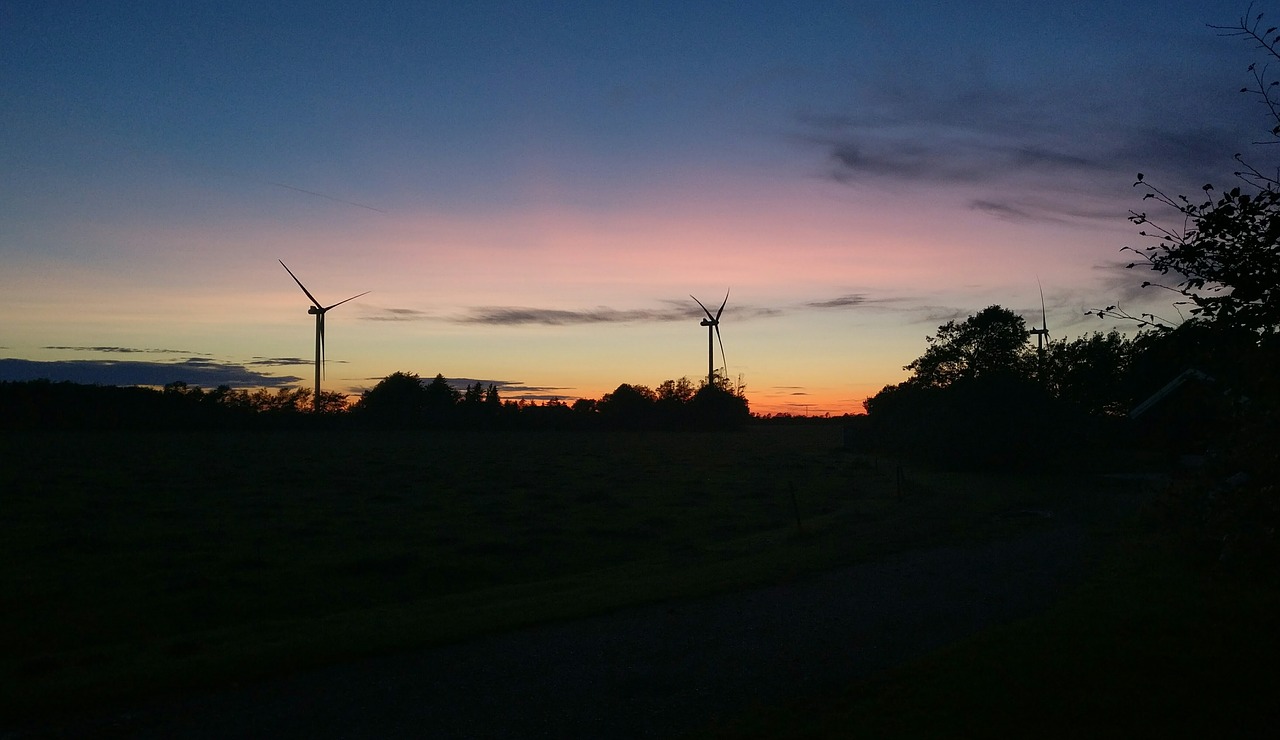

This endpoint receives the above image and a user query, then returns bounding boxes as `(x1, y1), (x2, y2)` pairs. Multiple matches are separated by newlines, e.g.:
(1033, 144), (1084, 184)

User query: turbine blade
(715, 288), (729, 321)
(1038, 279), (1048, 334)
(323, 291), (370, 311)
(690, 294), (715, 321)
(280, 260), (323, 308)
(715, 324), (728, 381)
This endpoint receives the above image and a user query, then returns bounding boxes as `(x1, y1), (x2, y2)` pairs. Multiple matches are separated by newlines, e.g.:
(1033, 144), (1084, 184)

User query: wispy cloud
(795, 57), (1253, 224)
(361, 307), (434, 322)
(248, 357), (315, 367)
(456, 306), (690, 326)
(44, 346), (210, 355)
(804, 293), (912, 310)
(455, 300), (783, 326)
(0, 358), (302, 387)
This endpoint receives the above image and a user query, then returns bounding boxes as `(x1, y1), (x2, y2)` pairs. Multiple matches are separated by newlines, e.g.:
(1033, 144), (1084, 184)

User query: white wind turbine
(691, 289), (730, 388)
(279, 260), (369, 412)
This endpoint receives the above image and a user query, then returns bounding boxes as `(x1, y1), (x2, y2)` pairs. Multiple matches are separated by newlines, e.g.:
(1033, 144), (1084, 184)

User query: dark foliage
(594, 379), (750, 430)
(1, 371), (754, 433)
(1086, 6), (1280, 567)
(0, 380), (344, 431)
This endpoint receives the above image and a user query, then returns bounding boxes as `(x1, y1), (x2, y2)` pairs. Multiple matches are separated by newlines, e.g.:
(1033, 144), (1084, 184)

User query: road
(14, 520), (1090, 739)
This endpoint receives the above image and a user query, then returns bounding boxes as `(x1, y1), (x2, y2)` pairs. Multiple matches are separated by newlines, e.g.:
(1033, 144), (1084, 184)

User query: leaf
(1136, 172), (1144, 181)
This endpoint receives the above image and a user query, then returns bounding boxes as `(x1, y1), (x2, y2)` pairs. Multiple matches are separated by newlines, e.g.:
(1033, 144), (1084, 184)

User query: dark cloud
(805, 293), (911, 309)
(807, 294), (870, 309)
(0, 358), (302, 387)
(248, 357), (315, 367)
(969, 197), (1128, 225)
(817, 132), (1109, 187)
(908, 306), (970, 324)
(353, 374), (567, 400)
(457, 302), (782, 326)
(457, 306), (689, 326)
(796, 57), (1255, 222)
(446, 378), (573, 401)
(361, 307), (434, 322)
(43, 346), (209, 355)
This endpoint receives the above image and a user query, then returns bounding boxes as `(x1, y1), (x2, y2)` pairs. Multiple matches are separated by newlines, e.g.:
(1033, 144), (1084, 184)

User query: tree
(902, 306), (1031, 389)
(355, 371), (429, 427)
(1096, 7), (1280, 566)
(1105, 8), (1280, 340)
(1123, 177), (1280, 338)
(1040, 330), (1137, 416)
(596, 383), (657, 428)
(687, 382), (751, 429)
(422, 374), (461, 422)
(656, 377), (696, 405)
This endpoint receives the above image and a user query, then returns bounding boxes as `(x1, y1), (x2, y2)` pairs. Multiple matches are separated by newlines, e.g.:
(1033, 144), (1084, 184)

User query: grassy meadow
(0, 419), (1085, 722)
(0, 423), (1093, 724)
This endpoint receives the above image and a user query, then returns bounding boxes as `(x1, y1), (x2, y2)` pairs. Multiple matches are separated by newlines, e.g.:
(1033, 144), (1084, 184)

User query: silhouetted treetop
(903, 306), (1030, 389)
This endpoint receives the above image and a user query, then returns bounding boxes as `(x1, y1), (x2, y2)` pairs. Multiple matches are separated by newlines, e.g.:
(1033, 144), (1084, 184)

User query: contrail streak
(267, 182), (388, 213)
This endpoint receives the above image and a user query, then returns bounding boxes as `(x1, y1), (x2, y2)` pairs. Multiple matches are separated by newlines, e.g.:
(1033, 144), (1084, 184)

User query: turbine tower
(691, 289), (729, 387)
(279, 260), (368, 412)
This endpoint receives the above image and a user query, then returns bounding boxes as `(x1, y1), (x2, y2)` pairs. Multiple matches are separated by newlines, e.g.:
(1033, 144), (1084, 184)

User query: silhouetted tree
(656, 377), (697, 405)
(863, 306), (1102, 469)
(903, 306), (1031, 389)
(1041, 330), (1138, 416)
(1090, 8), (1280, 565)
(687, 382), (751, 429)
(422, 374), (461, 425)
(597, 383), (657, 429)
(354, 371), (430, 427)
(1103, 10), (1280, 341)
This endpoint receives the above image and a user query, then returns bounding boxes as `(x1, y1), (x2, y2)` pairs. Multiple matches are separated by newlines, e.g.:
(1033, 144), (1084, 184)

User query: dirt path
(18, 520), (1091, 739)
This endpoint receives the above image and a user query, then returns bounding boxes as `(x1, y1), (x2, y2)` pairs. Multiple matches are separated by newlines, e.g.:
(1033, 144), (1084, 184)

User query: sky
(0, 0), (1261, 415)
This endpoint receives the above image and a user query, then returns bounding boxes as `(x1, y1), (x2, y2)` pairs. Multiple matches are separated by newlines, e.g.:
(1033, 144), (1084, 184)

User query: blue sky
(0, 0), (1259, 414)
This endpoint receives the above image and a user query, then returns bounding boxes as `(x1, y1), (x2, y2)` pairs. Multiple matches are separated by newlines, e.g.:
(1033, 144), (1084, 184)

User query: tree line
(853, 306), (1272, 469)
(0, 373), (750, 431)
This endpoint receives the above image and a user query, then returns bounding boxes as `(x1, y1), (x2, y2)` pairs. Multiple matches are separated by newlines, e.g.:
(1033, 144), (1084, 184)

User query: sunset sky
(0, 1), (1258, 415)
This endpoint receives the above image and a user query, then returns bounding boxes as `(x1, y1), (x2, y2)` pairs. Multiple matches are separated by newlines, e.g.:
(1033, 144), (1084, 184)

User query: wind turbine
(1029, 280), (1050, 374)
(279, 260), (368, 412)
(691, 289), (729, 388)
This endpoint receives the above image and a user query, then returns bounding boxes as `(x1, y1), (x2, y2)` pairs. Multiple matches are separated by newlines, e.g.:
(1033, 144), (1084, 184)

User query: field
(4, 424), (1273, 735)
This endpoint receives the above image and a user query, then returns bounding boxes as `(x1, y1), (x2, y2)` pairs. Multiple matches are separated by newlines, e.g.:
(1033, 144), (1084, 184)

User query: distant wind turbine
(691, 290), (730, 387)
(279, 260), (369, 412)
(1030, 280), (1050, 372)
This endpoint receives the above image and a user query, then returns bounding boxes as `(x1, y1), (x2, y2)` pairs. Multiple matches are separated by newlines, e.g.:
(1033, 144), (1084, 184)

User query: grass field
(6, 424), (1268, 734)
(0, 423), (1006, 723)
